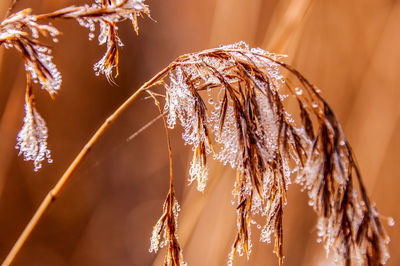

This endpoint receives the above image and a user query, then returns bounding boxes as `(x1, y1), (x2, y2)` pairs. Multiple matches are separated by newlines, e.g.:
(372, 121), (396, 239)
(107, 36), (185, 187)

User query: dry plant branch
(0, 0), (149, 170)
(1, 65), (170, 266)
(3, 42), (391, 266)
(148, 90), (185, 265)
(149, 42), (390, 265)
(3, 0), (19, 19)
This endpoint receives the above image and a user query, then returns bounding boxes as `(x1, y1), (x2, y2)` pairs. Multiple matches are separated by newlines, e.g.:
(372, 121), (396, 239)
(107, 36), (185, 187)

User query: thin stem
(126, 113), (164, 142)
(146, 90), (174, 188)
(34, 3), (134, 21)
(1, 66), (171, 266)
(3, 0), (19, 19)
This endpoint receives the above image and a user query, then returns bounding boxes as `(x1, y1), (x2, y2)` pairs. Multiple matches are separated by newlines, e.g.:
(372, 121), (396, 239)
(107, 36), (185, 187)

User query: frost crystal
(24, 45), (62, 95)
(0, 9), (62, 96)
(161, 42), (292, 262)
(16, 103), (51, 171)
(149, 189), (186, 266)
(188, 148), (208, 192)
(76, 0), (150, 80)
(0, 0), (152, 170)
(158, 41), (390, 265)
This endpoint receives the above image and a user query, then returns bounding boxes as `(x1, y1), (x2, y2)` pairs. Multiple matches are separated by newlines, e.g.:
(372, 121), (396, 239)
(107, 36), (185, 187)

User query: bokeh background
(0, 0), (399, 265)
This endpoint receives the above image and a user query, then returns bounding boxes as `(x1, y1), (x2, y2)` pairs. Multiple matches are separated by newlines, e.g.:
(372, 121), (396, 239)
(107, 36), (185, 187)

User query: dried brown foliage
(0, 1), (391, 266)
(144, 42), (390, 265)
(148, 91), (186, 266)
(0, 0), (149, 170)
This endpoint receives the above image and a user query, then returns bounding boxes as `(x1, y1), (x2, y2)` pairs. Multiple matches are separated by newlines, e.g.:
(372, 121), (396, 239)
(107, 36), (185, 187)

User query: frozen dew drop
(387, 217), (395, 227)
(312, 101), (318, 108)
(88, 33), (95, 40)
(295, 87), (303, 96)
(31, 28), (39, 39)
(208, 98), (214, 105)
(52, 38), (58, 43)
(251, 47), (267, 55)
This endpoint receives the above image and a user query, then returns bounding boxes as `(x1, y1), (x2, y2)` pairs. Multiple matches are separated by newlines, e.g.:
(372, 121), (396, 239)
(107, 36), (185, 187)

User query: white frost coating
(149, 199), (180, 253)
(220, 40), (249, 51)
(254, 90), (279, 162)
(95, 0), (148, 10)
(24, 45), (62, 95)
(0, 9), (62, 95)
(79, 0), (150, 79)
(164, 67), (211, 191)
(163, 42), (290, 200)
(161, 41), (391, 265)
(16, 103), (52, 171)
(97, 20), (109, 45)
(188, 153), (208, 192)
(149, 198), (186, 265)
(211, 103), (241, 169)
(165, 68), (195, 131)
(122, 0), (148, 10)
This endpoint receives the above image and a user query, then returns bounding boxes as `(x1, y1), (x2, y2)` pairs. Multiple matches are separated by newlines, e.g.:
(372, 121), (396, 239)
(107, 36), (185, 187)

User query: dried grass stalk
(2, 41), (390, 265)
(145, 41), (390, 265)
(0, 0), (149, 170)
(150, 186), (185, 266)
(148, 91), (186, 266)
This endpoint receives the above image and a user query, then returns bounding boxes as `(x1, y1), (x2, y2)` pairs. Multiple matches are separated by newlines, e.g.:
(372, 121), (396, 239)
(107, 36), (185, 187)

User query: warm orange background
(0, 0), (398, 265)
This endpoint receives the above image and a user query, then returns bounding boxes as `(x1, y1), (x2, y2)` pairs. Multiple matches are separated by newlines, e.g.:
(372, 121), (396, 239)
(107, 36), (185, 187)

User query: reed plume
(0, 1), (391, 265)
(0, 0), (149, 170)
(146, 41), (390, 265)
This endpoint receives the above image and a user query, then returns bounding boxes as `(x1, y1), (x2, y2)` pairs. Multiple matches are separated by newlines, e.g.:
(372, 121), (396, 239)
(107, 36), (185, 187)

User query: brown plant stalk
(2, 42), (391, 266)
(0, 0), (149, 170)
(148, 90), (185, 265)
(1, 66), (170, 266)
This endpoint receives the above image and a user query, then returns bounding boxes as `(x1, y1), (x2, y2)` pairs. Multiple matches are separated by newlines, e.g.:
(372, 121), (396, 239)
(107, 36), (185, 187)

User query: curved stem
(1, 66), (170, 266)
(147, 90), (174, 188)
(3, 0), (19, 19)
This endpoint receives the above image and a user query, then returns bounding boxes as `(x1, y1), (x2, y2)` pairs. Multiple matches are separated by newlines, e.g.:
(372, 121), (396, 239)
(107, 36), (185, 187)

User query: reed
(0, 0), (149, 171)
(0, 1), (391, 266)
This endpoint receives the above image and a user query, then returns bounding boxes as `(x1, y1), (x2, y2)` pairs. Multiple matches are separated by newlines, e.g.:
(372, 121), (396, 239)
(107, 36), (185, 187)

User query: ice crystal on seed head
(164, 67), (212, 191)
(24, 45), (62, 96)
(158, 41), (390, 265)
(161, 43), (294, 264)
(0, 9), (62, 96)
(121, 0), (148, 10)
(16, 103), (52, 171)
(220, 40), (249, 50)
(165, 68), (197, 138)
(188, 146), (208, 192)
(82, 0), (150, 80)
(149, 199), (180, 252)
(149, 190), (186, 266)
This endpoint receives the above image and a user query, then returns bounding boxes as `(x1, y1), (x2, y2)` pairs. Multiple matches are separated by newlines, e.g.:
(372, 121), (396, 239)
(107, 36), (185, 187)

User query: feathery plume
(0, 0), (150, 169)
(145, 41), (391, 265)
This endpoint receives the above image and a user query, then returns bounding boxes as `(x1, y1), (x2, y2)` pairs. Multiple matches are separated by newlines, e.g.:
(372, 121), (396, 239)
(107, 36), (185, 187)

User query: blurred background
(0, 0), (399, 265)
